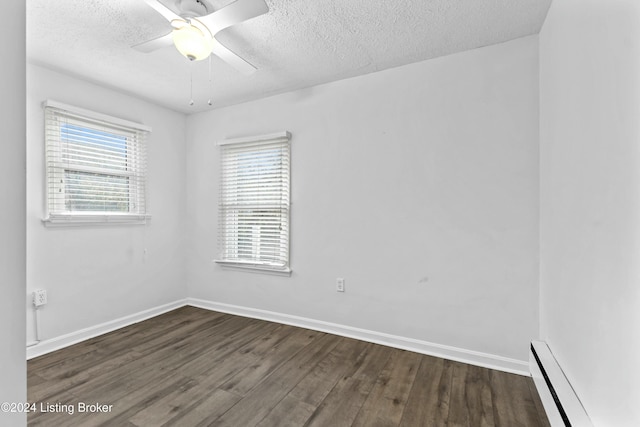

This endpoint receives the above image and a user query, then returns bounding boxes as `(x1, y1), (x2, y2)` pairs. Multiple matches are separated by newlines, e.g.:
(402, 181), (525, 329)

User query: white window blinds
(44, 100), (150, 224)
(217, 132), (291, 272)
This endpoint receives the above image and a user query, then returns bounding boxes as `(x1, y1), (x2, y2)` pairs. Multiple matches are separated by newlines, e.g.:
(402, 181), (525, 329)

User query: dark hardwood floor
(27, 306), (550, 427)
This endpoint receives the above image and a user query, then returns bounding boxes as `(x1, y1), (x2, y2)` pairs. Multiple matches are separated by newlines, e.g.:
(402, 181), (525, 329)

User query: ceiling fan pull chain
(189, 62), (194, 106)
(208, 55), (213, 106)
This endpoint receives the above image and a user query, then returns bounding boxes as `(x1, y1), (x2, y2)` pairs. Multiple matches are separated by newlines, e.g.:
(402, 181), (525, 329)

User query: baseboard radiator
(529, 341), (593, 427)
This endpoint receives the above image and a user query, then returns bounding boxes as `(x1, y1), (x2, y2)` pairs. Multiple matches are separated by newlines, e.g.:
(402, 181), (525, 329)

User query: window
(216, 132), (291, 274)
(43, 100), (150, 225)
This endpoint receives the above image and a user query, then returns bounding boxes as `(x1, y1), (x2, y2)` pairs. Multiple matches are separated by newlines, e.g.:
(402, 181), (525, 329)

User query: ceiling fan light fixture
(172, 22), (213, 61)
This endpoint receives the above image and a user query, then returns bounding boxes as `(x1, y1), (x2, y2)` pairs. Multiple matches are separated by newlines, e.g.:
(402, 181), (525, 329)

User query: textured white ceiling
(27, 0), (551, 114)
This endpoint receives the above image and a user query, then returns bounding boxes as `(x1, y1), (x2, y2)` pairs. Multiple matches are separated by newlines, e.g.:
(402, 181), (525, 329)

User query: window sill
(42, 214), (151, 227)
(214, 260), (292, 277)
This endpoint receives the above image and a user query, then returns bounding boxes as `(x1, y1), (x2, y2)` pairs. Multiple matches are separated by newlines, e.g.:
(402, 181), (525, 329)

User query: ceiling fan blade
(142, 0), (182, 22)
(132, 32), (173, 53)
(197, 0), (269, 35)
(211, 39), (257, 75)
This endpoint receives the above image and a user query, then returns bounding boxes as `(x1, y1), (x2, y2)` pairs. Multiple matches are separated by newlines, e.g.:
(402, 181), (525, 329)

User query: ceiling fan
(134, 0), (268, 75)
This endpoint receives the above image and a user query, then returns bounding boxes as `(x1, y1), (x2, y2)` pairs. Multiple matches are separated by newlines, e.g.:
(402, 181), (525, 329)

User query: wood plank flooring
(27, 306), (550, 427)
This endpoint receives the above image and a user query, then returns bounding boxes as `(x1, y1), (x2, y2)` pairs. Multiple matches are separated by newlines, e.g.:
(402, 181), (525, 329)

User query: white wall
(186, 36), (540, 365)
(26, 65), (187, 345)
(0, 2), (26, 426)
(540, 0), (640, 425)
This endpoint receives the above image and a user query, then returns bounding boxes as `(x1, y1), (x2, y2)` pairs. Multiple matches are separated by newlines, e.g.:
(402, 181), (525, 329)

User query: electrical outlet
(336, 278), (345, 292)
(33, 289), (47, 307)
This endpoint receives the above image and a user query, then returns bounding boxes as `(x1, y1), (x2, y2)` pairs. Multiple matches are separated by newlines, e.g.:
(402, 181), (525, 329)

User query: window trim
(214, 260), (292, 276)
(43, 100), (152, 133)
(214, 131), (292, 275)
(41, 100), (151, 226)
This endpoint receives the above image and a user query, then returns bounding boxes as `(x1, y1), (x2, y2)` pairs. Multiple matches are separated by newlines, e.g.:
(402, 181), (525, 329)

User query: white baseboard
(25, 297), (530, 376)
(530, 341), (593, 427)
(187, 298), (530, 375)
(26, 299), (188, 360)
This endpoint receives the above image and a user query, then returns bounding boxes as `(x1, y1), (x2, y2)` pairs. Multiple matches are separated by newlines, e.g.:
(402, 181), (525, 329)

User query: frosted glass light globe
(172, 23), (212, 61)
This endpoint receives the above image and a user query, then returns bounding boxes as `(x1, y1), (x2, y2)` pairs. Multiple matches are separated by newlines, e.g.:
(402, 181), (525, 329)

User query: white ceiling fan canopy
(175, 0), (210, 18)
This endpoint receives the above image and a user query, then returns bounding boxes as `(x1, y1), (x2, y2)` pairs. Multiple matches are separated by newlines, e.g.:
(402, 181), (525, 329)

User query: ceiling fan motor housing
(176, 0), (209, 18)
